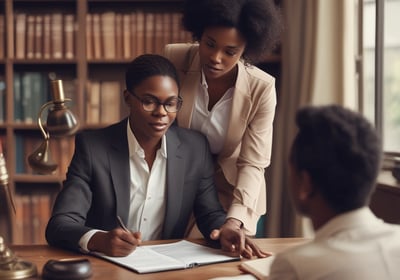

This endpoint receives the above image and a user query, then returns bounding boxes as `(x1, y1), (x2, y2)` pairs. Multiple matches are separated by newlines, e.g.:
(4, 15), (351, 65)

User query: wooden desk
(10, 238), (308, 280)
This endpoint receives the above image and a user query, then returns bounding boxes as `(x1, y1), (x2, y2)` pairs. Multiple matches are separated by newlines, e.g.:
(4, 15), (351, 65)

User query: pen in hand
(116, 215), (142, 246)
(116, 215), (130, 232)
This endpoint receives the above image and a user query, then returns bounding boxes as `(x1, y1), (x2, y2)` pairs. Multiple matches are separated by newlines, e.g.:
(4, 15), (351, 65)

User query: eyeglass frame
(128, 90), (183, 113)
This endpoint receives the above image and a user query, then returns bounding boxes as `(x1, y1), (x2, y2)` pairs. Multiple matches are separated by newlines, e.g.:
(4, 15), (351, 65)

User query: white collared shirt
(269, 207), (400, 280)
(190, 70), (233, 154)
(126, 121), (167, 241)
(78, 121), (167, 251)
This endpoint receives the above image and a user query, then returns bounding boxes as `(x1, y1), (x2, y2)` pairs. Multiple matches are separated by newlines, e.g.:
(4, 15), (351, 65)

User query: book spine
(14, 13), (27, 59)
(64, 14), (75, 59)
(51, 13), (63, 59)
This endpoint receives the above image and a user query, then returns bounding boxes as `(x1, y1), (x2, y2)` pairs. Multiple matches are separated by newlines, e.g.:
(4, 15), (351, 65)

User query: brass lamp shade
(27, 79), (79, 174)
(46, 105), (79, 137)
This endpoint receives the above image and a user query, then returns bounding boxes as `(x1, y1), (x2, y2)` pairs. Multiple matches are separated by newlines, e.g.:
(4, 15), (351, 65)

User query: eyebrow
(204, 35), (240, 50)
(141, 93), (179, 100)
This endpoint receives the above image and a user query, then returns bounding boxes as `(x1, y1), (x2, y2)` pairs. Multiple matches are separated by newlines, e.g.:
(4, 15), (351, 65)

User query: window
(362, 0), (400, 158)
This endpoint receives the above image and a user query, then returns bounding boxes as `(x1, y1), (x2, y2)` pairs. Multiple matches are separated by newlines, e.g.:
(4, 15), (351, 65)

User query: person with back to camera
(164, 0), (283, 238)
(269, 105), (400, 280)
(46, 54), (268, 258)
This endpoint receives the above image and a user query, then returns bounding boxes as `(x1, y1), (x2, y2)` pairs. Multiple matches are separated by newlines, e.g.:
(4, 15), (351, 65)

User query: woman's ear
(297, 171), (315, 202)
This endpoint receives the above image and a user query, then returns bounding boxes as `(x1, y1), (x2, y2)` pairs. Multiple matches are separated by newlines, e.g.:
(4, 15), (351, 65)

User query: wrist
(225, 218), (243, 229)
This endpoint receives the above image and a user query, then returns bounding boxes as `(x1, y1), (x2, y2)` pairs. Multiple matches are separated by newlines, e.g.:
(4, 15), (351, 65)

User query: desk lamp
(0, 142), (37, 279)
(27, 79), (79, 174)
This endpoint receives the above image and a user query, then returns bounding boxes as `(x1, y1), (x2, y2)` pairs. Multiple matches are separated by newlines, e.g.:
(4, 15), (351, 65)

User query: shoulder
(241, 62), (275, 86)
(168, 124), (207, 144)
(76, 119), (126, 142)
(236, 62), (277, 105)
(164, 43), (199, 72)
(164, 43), (198, 58)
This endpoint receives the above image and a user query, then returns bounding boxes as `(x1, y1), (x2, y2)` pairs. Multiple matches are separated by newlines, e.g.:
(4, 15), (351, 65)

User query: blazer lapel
(177, 50), (201, 128)
(108, 120), (131, 224)
(220, 61), (252, 158)
(162, 126), (185, 238)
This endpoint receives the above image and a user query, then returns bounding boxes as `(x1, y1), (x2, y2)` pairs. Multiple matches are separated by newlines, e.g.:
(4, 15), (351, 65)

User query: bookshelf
(0, 0), (282, 244)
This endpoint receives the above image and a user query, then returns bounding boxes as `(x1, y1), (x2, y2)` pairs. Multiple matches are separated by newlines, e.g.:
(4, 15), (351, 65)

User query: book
(92, 13), (102, 59)
(13, 72), (23, 122)
(85, 13), (93, 59)
(144, 12), (154, 53)
(94, 240), (240, 274)
(85, 80), (101, 124)
(14, 13), (27, 59)
(100, 12), (116, 59)
(239, 256), (276, 280)
(64, 14), (75, 59)
(114, 13), (123, 59)
(128, 12), (137, 58)
(51, 13), (63, 59)
(34, 14), (43, 59)
(0, 14), (4, 59)
(0, 75), (5, 123)
(122, 13), (132, 59)
(26, 15), (35, 59)
(99, 80), (120, 124)
(135, 10), (145, 55)
(154, 13), (164, 54)
(43, 14), (51, 59)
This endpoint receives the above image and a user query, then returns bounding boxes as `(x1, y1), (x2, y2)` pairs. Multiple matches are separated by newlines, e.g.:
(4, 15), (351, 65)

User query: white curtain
(264, 0), (358, 237)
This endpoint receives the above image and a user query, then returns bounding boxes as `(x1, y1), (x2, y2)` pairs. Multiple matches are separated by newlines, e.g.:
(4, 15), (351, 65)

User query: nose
(209, 50), (222, 64)
(152, 104), (168, 116)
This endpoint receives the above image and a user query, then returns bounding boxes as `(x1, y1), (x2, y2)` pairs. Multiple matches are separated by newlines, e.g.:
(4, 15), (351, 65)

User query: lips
(205, 64), (222, 73)
(149, 122), (168, 131)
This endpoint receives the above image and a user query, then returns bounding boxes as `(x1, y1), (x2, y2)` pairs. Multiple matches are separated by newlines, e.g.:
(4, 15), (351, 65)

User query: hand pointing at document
(210, 218), (272, 259)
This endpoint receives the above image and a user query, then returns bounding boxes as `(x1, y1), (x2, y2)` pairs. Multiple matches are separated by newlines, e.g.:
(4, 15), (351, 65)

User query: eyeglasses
(129, 91), (183, 113)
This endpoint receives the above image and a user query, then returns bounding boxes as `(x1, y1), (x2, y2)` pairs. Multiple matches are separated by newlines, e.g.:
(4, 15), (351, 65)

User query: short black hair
(290, 105), (382, 213)
(182, 0), (283, 64)
(125, 54), (180, 92)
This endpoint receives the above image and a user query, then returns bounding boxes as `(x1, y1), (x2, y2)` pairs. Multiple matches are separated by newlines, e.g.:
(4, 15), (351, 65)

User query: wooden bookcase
(0, 0), (282, 244)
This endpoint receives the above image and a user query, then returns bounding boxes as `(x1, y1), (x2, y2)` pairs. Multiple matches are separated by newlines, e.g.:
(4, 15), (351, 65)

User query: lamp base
(0, 237), (37, 279)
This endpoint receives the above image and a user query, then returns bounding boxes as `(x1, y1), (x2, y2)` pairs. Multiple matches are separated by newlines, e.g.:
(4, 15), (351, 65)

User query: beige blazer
(164, 43), (277, 234)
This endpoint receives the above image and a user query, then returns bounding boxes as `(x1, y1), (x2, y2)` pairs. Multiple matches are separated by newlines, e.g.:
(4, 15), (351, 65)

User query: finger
(209, 229), (220, 240)
(133, 231), (142, 244)
(249, 243), (272, 258)
(120, 231), (141, 246)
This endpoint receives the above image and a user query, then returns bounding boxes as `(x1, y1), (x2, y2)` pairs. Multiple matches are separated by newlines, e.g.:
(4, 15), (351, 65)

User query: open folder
(93, 240), (241, 274)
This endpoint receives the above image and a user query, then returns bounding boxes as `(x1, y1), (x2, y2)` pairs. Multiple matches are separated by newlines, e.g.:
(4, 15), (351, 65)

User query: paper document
(94, 240), (240, 274)
(239, 255), (276, 280)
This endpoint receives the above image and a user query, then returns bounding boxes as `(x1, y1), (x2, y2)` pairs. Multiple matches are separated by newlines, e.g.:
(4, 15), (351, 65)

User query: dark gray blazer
(46, 119), (226, 252)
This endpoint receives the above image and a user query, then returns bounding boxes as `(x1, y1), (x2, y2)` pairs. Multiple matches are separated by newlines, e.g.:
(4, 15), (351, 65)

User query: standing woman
(164, 0), (282, 236)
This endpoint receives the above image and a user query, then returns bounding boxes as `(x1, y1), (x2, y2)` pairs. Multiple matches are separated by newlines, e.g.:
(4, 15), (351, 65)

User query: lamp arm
(37, 101), (53, 140)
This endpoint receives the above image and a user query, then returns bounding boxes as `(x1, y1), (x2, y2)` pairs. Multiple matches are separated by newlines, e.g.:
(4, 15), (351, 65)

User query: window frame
(360, 0), (400, 180)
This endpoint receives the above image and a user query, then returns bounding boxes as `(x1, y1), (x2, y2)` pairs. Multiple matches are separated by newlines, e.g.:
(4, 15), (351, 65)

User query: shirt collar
(126, 119), (167, 159)
(200, 69), (208, 89)
(315, 207), (383, 240)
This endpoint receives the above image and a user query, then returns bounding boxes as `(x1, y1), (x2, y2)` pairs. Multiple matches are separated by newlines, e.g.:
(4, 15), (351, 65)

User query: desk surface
(10, 238), (308, 280)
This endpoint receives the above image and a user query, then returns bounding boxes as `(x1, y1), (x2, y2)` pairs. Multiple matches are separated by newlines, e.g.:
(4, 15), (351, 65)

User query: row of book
(86, 11), (191, 60)
(14, 13), (75, 60)
(13, 192), (54, 245)
(10, 70), (124, 125)
(85, 80), (124, 125)
(11, 10), (192, 61)
(13, 72), (77, 124)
